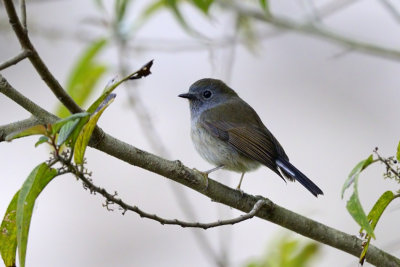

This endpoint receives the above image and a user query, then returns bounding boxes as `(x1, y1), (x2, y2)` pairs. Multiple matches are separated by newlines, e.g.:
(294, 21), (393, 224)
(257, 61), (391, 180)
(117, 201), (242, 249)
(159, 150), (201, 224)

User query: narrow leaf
(366, 191), (395, 229)
(17, 163), (58, 267)
(359, 191), (395, 264)
(346, 192), (375, 239)
(359, 237), (371, 265)
(259, 0), (269, 12)
(397, 140), (400, 162)
(5, 125), (47, 141)
(0, 191), (19, 267)
(34, 136), (49, 147)
(57, 39), (108, 118)
(87, 60), (153, 114)
(74, 94), (116, 164)
(191, 0), (213, 13)
(115, 0), (132, 22)
(56, 119), (80, 146)
(51, 112), (90, 134)
(341, 155), (374, 198)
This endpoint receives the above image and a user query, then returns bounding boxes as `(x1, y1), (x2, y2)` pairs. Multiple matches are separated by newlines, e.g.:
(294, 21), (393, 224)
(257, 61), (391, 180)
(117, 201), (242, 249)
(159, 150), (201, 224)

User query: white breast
(190, 120), (260, 173)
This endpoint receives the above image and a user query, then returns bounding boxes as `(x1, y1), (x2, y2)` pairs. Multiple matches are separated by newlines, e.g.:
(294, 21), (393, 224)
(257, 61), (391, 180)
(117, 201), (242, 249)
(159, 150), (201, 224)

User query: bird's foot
(193, 168), (209, 190)
(235, 186), (244, 197)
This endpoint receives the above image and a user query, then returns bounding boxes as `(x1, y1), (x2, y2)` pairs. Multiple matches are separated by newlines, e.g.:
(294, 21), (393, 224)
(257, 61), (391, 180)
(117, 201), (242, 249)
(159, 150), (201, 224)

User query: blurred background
(1, 0), (400, 266)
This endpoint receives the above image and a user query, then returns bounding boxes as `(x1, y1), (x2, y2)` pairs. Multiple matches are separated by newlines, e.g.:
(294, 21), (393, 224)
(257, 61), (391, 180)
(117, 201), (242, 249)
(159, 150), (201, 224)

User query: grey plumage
(179, 78), (323, 197)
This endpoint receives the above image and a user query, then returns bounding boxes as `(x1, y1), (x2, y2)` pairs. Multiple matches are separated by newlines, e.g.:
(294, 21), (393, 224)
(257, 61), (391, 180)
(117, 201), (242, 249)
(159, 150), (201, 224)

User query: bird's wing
(200, 119), (281, 176)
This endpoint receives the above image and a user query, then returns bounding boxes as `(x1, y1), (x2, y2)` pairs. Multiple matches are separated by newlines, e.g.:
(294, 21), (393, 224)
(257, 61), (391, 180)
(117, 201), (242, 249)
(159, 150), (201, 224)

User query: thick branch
(219, 0), (400, 61)
(90, 131), (400, 267)
(0, 78), (399, 265)
(2, 0), (82, 114)
(63, 156), (267, 229)
(0, 117), (40, 142)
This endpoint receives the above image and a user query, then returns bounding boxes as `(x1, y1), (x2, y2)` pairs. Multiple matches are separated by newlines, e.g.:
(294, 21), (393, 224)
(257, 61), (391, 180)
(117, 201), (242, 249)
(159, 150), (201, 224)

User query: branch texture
(2, 0), (82, 114)
(219, 0), (400, 61)
(0, 78), (399, 266)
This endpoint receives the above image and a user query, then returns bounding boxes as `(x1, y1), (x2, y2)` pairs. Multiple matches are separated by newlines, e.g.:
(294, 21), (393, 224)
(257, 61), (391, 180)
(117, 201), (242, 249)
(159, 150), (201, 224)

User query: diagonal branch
(218, 0), (400, 61)
(64, 155), (267, 229)
(0, 74), (58, 122)
(0, 77), (399, 266)
(2, 0), (82, 114)
(0, 49), (32, 70)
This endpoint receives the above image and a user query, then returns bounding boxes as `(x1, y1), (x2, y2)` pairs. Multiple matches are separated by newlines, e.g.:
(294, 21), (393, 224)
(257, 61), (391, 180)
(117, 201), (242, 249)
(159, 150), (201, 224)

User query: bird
(179, 78), (323, 197)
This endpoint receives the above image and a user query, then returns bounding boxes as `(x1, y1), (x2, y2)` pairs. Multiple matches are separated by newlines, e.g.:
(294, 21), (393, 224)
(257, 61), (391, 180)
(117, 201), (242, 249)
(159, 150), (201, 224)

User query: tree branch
(62, 154), (268, 229)
(0, 117), (40, 142)
(89, 130), (400, 267)
(2, 0), (82, 114)
(0, 75), (399, 265)
(218, 0), (400, 61)
(0, 49), (31, 70)
(0, 74), (58, 122)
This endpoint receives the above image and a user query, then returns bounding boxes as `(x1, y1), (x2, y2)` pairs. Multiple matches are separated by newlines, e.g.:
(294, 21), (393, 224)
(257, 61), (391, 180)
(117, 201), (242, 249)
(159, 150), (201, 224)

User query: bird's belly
(191, 126), (260, 173)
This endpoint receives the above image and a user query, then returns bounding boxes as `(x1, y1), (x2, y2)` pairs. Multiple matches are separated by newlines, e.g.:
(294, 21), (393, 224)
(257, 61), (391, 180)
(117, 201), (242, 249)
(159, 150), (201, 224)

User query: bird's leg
(193, 165), (224, 189)
(236, 172), (245, 190)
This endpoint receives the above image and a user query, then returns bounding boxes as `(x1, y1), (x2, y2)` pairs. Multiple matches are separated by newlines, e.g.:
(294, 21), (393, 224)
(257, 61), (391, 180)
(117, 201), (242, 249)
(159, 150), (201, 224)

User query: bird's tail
(276, 158), (323, 197)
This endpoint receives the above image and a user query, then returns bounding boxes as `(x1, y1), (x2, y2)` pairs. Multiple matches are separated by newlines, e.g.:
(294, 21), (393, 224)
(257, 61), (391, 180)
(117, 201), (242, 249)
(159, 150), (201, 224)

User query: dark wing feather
(198, 97), (290, 179)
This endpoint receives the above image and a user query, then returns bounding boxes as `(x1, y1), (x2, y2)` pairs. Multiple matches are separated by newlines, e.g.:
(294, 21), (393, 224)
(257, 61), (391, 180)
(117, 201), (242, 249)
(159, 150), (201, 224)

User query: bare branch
(0, 117), (40, 142)
(0, 49), (31, 70)
(0, 74), (58, 121)
(20, 0), (27, 29)
(2, 0), (82, 114)
(217, 0), (400, 61)
(380, 0), (400, 24)
(0, 87), (398, 265)
(67, 159), (267, 229)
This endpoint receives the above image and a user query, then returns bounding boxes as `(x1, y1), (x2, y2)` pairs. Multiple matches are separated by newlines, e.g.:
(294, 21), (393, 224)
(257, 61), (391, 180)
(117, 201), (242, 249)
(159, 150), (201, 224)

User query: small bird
(179, 78), (323, 197)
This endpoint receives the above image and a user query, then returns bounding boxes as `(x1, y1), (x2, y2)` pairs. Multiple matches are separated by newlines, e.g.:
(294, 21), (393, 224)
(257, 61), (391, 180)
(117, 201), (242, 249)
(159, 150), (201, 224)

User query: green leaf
(34, 136), (49, 147)
(51, 112), (90, 134)
(74, 94), (116, 164)
(341, 155), (374, 198)
(359, 191), (395, 264)
(191, 0), (213, 13)
(367, 191), (395, 229)
(0, 191), (19, 267)
(87, 60), (153, 114)
(259, 0), (269, 12)
(115, 0), (132, 22)
(5, 125), (47, 141)
(57, 39), (108, 118)
(17, 163), (58, 267)
(56, 119), (80, 146)
(247, 234), (320, 267)
(397, 140), (400, 162)
(141, 0), (165, 19)
(346, 192), (375, 239)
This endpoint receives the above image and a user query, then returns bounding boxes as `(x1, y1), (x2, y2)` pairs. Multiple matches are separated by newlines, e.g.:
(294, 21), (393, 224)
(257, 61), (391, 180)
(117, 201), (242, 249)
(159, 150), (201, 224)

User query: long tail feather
(276, 158), (323, 197)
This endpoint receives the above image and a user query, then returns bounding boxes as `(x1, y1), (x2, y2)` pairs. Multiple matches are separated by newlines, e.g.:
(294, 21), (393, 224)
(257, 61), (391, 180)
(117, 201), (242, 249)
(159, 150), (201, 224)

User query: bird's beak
(178, 93), (196, 100)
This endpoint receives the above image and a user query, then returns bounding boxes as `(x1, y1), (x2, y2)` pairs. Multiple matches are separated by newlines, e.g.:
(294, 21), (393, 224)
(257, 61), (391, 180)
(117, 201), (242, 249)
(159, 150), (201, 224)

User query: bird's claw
(235, 187), (244, 197)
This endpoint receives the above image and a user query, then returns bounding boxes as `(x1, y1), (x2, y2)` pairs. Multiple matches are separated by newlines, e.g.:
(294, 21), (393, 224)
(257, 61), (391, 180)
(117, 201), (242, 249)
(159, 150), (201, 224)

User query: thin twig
(0, 49), (31, 70)
(20, 0), (27, 29)
(217, 0), (400, 61)
(0, 74), (58, 121)
(0, 93), (399, 265)
(115, 38), (221, 263)
(379, 0), (400, 24)
(2, 0), (82, 114)
(63, 155), (266, 229)
(374, 149), (400, 179)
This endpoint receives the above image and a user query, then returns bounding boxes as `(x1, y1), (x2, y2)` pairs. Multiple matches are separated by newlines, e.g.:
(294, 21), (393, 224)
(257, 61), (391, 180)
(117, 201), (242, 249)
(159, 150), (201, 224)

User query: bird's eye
(203, 90), (212, 99)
